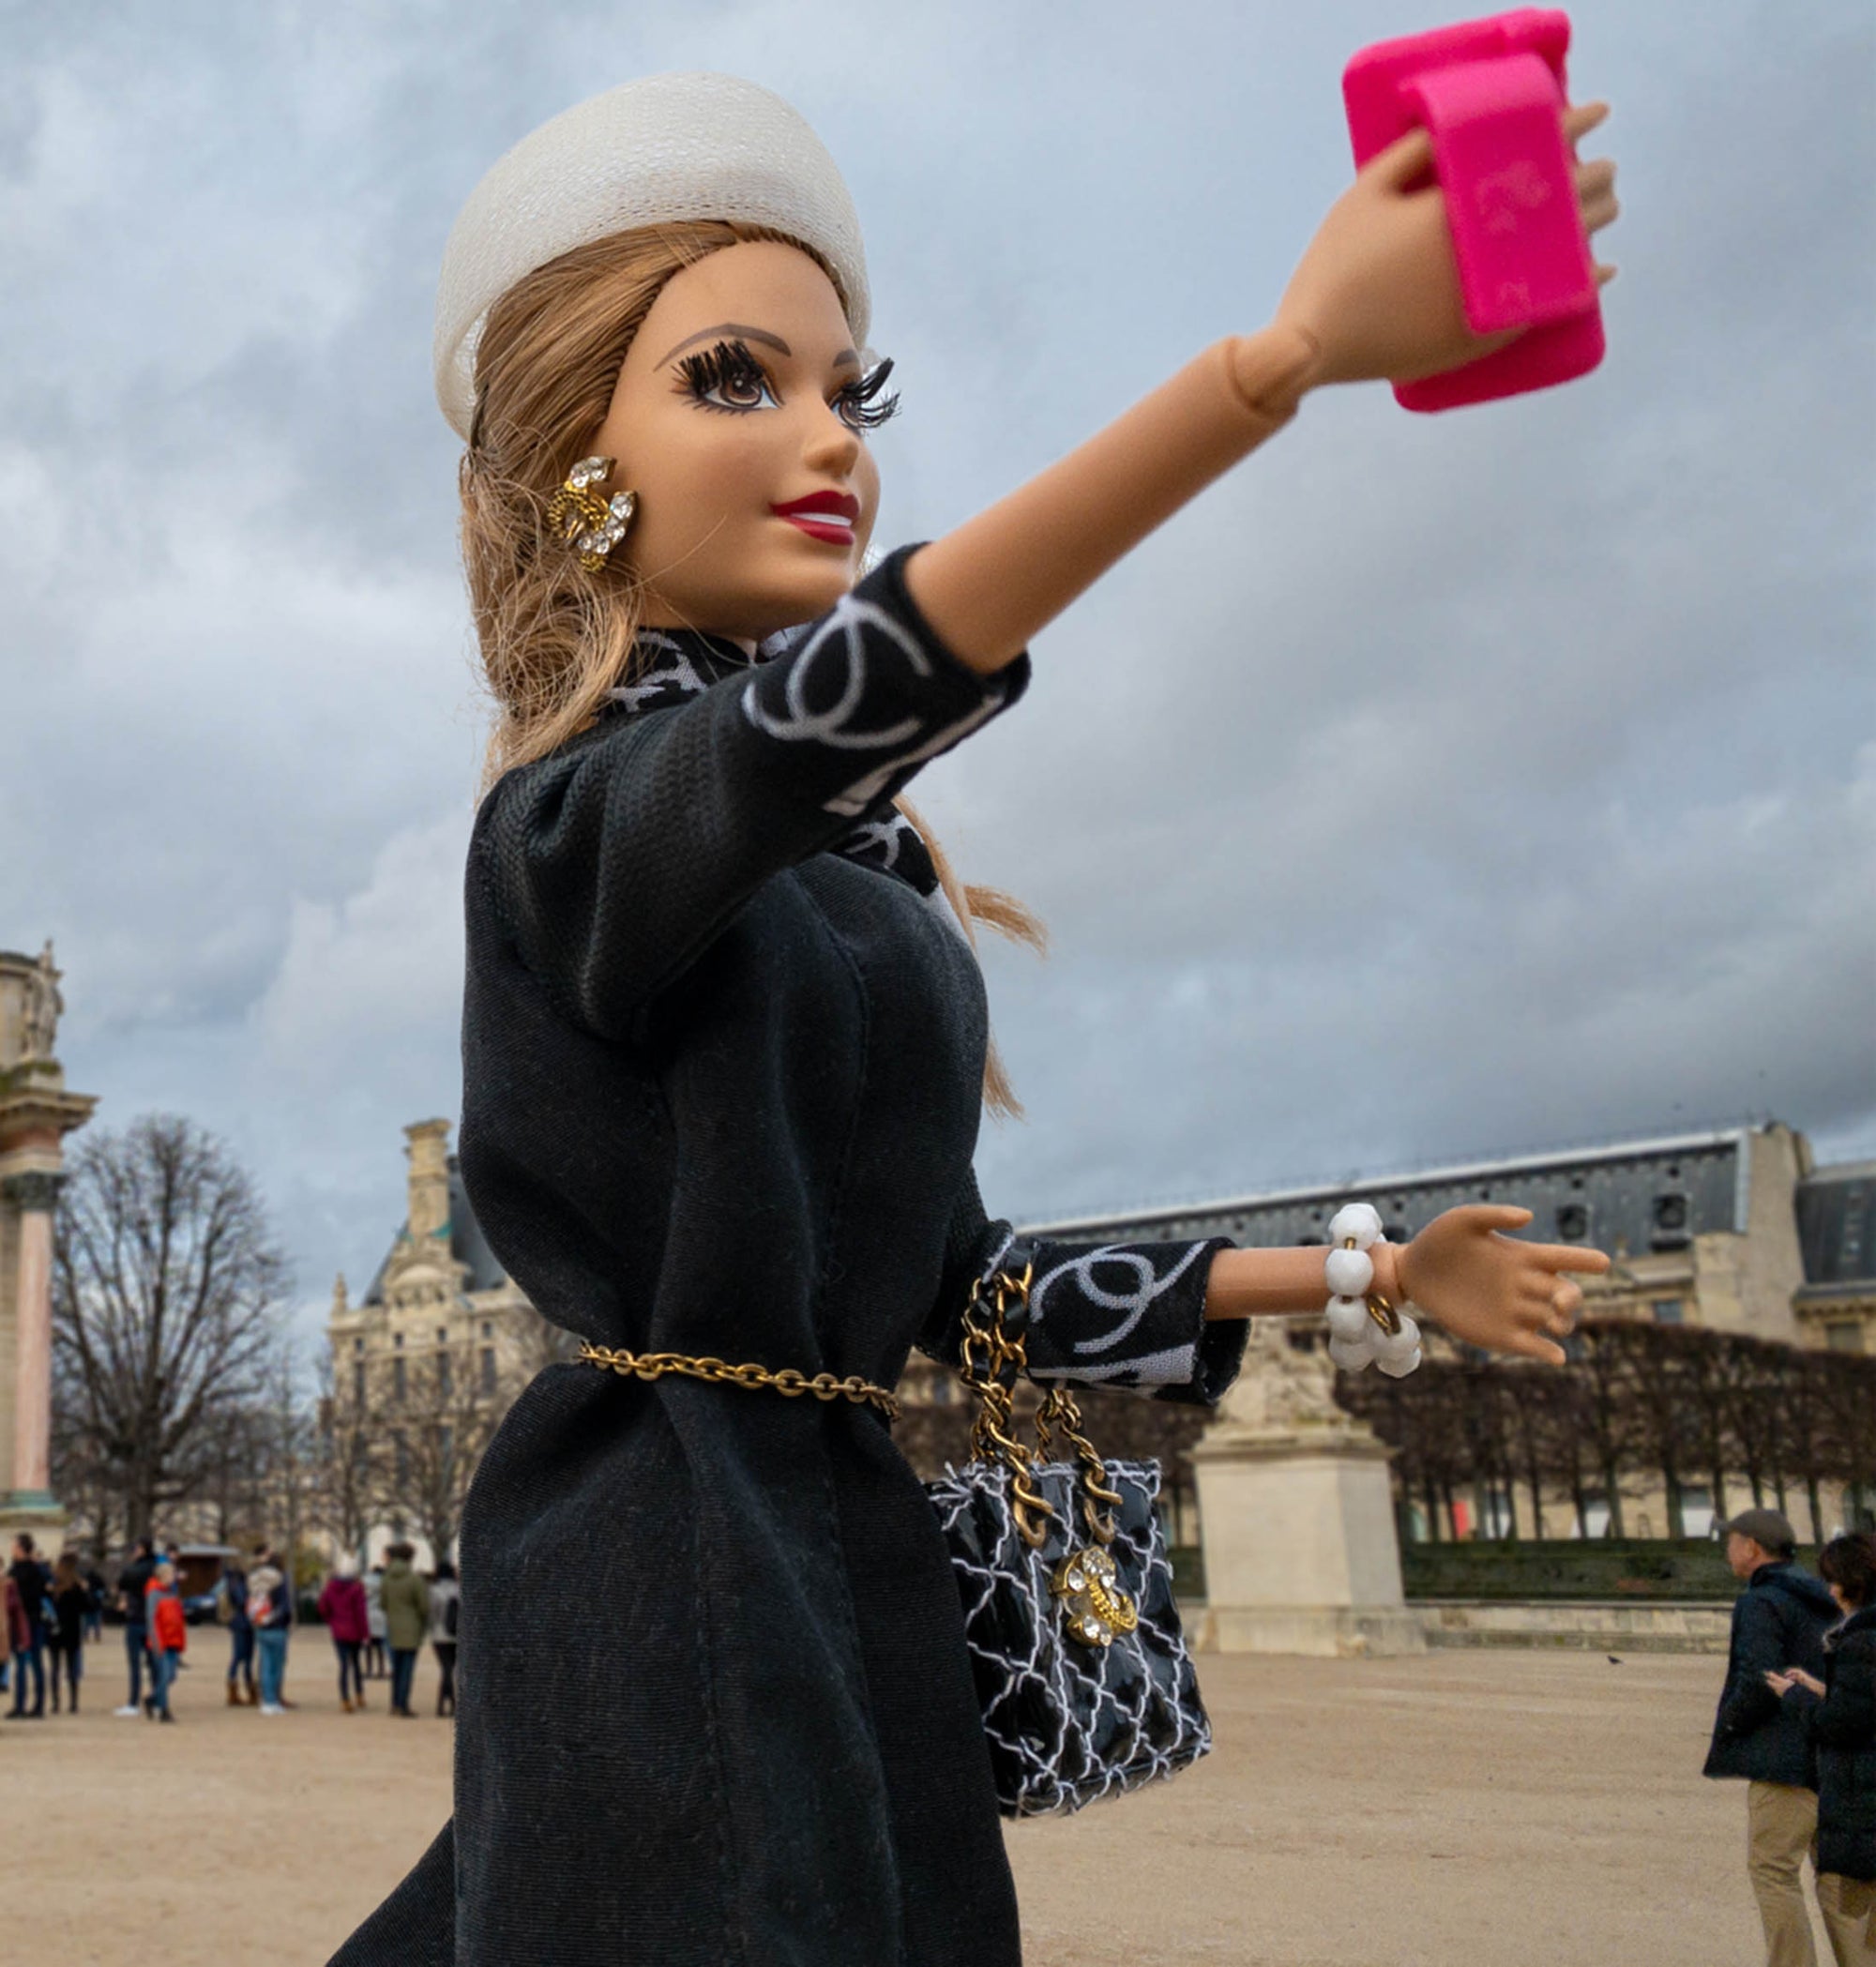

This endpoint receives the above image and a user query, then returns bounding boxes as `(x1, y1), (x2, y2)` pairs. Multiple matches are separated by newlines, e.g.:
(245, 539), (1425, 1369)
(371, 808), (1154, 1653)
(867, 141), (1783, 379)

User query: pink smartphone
(1343, 8), (1604, 412)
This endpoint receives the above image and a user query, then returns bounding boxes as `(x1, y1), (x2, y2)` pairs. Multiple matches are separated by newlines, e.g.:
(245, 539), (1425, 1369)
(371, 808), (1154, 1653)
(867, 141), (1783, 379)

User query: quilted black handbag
(924, 1261), (1213, 1817)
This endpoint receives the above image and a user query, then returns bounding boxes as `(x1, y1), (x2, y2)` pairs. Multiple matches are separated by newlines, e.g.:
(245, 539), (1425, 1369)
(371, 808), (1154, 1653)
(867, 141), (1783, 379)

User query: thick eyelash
(835, 357), (900, 431)
(673, 339), (774, 413)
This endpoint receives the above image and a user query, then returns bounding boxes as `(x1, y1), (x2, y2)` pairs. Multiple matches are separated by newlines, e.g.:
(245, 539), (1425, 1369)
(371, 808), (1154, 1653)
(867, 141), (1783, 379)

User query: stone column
(0, 943), (97, 1549)
(4, 1170), (61, 1505)
(1189, 1324), (1425, 1657)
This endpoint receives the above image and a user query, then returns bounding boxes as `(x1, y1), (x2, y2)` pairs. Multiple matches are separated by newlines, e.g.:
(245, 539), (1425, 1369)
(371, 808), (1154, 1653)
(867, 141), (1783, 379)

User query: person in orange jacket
(145, 1560), (187, 1723)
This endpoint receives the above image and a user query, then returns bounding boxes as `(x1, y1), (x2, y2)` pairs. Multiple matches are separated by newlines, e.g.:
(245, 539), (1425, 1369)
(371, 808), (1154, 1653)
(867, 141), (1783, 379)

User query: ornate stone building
(0, 943), (95, 1549)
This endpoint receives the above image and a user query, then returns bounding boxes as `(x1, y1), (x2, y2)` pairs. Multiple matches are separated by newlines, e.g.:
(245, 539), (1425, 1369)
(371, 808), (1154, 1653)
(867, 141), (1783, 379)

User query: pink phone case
(1343, 8), (1604, 412)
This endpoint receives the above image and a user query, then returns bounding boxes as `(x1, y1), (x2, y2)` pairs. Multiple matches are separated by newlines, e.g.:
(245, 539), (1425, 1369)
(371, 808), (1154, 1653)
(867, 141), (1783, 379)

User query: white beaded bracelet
(1323, 1202), (1422, 1378)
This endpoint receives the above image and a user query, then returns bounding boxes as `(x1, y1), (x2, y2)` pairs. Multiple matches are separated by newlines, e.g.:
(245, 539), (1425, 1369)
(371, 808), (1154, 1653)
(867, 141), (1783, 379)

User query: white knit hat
(434, 72), (871, 441)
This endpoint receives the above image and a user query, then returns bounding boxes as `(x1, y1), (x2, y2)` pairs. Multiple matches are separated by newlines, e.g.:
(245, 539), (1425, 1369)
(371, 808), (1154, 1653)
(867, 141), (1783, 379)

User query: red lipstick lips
(772, 490), (859, 545)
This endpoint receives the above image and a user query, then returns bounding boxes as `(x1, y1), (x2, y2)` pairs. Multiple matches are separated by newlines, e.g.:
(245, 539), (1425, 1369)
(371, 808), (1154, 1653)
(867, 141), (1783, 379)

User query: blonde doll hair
(461, 220), (1043, 1114)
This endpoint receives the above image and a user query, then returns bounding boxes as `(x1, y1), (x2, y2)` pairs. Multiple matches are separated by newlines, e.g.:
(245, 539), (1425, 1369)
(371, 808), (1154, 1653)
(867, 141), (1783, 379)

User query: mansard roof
(1021, 1126), (1762, 1260)
(362, 1156), (507, 1305)
(1794, 1158), (1876, 1289)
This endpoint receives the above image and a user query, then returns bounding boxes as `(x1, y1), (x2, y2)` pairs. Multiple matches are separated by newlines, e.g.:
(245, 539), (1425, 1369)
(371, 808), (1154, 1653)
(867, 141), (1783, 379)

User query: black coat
(1786, 1605), (1876, 1881)
(1702, 1561), (1839, 1786)
(332, 551), (1246, 1967)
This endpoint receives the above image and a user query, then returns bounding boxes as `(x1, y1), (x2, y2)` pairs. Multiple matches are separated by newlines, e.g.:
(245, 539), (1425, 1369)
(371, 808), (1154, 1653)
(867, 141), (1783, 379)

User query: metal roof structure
(362, 1156), (507, 1305)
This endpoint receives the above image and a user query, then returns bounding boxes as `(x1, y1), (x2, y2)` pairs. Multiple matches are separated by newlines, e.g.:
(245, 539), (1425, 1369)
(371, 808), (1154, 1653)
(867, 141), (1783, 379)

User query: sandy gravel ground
(0, 1641), (1851, 1966)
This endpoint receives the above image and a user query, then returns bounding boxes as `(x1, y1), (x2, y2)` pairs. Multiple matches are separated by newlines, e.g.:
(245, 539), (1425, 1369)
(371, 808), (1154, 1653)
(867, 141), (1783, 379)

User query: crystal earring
(546, 456), (637, 572)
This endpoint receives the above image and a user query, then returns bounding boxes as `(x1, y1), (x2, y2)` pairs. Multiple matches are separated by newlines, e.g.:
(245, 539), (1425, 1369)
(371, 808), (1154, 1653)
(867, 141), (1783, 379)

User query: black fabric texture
(1787, 1606), (1876, 1881)
(1702, 1562), (1838, 1786)
(329, 548), (1246, 1967)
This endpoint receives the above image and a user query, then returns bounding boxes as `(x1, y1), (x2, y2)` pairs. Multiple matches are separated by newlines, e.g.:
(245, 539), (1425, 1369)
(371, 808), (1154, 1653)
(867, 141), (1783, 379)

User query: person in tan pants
(1706, 1508), (1868, 1966)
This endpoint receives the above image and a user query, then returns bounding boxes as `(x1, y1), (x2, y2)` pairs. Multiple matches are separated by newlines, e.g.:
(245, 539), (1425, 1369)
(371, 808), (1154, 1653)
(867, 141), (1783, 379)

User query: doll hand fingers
(1562, 100), (1611, 144)
(1573, 157), (1617, 201)
(1581, 190), (1621, 235)
(1463, 1204), (1535, 1234)
(1525, 1242), (1611, 1276)
(1596, 263), (1619, 287)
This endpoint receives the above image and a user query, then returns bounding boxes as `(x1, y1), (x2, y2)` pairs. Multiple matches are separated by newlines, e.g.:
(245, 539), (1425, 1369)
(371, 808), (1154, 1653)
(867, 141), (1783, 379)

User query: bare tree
(381, 1349), (502, 1561)
(313, 1354), (386, 1560)
(52, 1114), (294, 1541)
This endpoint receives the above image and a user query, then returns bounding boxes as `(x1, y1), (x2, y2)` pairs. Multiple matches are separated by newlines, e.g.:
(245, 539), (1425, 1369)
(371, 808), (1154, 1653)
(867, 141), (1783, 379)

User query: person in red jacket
(145, 1561), (187, 1723)
(316, 1557), (371, 1714)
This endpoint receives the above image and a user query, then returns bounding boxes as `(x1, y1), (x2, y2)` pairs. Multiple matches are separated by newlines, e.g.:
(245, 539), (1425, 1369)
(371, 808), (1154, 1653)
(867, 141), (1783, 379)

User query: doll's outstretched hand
(1276, 101), (1619, 389)
(1391, 1205), (1609, 1365)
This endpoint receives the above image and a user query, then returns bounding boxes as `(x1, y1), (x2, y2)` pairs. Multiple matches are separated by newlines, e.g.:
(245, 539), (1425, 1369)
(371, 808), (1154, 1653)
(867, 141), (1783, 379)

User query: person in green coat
(380, 1543), (431, 1718)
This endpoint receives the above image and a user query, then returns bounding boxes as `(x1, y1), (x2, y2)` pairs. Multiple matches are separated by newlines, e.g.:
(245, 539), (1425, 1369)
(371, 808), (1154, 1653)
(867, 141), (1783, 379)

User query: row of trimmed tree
(1337, 1318), (1876, 1541)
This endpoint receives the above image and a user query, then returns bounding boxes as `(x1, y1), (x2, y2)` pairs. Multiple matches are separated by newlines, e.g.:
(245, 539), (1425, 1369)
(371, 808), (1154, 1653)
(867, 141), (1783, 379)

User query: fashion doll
(332, 71), (1619, 1967)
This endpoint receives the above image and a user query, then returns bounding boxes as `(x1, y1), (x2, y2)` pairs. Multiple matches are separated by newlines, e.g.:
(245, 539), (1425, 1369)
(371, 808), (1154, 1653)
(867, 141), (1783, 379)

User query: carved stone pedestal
(1189, 1324), (1425, 1657)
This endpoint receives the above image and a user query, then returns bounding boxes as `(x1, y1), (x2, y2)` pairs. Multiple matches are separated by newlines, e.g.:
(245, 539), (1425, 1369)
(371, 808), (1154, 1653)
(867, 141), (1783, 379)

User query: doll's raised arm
(906, 106), (1616, 674)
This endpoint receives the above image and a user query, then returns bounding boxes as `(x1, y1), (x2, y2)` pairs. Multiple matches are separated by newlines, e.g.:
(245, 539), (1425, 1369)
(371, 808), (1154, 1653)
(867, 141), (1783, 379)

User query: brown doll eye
(674, 340), (778, 414)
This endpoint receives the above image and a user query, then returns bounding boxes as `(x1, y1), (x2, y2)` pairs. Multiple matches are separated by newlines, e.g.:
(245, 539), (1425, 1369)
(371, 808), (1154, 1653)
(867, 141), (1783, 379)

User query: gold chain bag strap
(954, 1264), (1139, 1648)
(924, 1257), (1214, 1816)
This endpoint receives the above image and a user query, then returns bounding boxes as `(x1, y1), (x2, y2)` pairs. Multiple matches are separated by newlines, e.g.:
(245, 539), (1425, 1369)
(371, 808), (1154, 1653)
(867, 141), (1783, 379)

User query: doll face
(590, 239), (888, 643)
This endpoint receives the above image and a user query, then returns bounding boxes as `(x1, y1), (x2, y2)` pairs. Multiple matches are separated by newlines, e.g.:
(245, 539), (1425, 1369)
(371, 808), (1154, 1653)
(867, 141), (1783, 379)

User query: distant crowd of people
(1704, 1513), (1876, 1967)
(3, 1532), (461, 1725)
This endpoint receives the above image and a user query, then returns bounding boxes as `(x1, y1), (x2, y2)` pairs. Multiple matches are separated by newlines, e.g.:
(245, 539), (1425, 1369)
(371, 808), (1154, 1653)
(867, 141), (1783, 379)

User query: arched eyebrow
(656, 323), (861, 371)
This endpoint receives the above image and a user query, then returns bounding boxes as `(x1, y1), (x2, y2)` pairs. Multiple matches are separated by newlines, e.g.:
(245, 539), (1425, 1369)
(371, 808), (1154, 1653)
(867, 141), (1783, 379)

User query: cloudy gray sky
(4, 0), (1871, 1362)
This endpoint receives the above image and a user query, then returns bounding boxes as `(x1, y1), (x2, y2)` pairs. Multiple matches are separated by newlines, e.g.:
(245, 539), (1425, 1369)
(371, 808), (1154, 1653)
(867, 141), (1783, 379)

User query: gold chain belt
(576, 1341), (900, 1423)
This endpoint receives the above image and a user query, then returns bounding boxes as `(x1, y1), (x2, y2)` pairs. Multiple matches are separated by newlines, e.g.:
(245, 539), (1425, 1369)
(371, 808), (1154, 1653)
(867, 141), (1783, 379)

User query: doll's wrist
(1223, 324), (1324, 422)
(1369, 1237), (1406, 1308)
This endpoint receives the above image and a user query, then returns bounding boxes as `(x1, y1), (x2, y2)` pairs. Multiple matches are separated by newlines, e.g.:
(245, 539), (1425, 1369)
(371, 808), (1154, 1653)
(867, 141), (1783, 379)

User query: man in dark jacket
(1703, 1508), (1843, 1967)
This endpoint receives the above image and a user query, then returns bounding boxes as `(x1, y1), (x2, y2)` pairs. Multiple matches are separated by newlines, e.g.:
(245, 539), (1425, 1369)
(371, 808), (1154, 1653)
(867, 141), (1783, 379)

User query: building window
(353, 1361), (366, 1407)
(1826, 1321), (1865, 1354)
(1652, 1299), (1685, 1324)
(481, 1322), (492, 1340)
(353, 1337), (364, 1354)
(437, 1423), (453, 1463)
(438, 1350), (452, 1399)
(1651, 1191), (1691, 1248)
(481, 1346), (496, 1396)
(394, 1430), (409, 1487)
(393, 1355), (407, 1402)
(394, 1332), (405, 1348)
(1556, 1203), (1590, 1241)
(436, 1326), (448, 1346)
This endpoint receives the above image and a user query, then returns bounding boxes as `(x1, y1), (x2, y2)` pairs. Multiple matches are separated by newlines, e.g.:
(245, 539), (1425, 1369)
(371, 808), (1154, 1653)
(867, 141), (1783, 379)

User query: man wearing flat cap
(1703, 1507), (1851, 1967)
